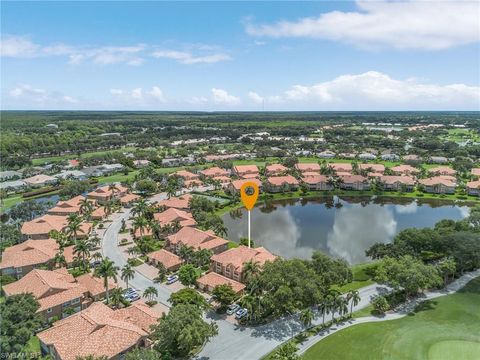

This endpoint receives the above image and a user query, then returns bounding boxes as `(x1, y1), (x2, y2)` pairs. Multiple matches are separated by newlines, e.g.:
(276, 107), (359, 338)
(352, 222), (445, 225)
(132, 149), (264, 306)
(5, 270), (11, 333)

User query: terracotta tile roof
(76, 273), (117, 298)
(295, 163), (320, 172)
(391, 165), (420, 174)
(230, 178), (262, 191)
(379, 175), (415, 185)
(167, 226), (228, 251)
(0, 239), (59, 269)
(147, 249), (183, 270)
(91, 206), (107, 219)
(88, 185), (128, 199)
(359, 164), (385, 173)
(212, 176), (231, 183)
(119, 193), (140, 205)
(211, 245), (277, 272)
(157, 194), (192, 210)
(267, 175), (299, 186)
(301, 171), (320, 177)
(428, 166), (456, 176)
(200, 167), (229, 178)
(37, 302), (160, 360)
(2, 268), (87, 312)
(467, 180), (480, 189)
(233, 165), (260, 175)
(184, 179), (202, 188)
(173, 170), (199, 180)
(419, 176), (456, 187)
(21, 215), (93, 238)
(340, 174), (369, 183)
(197, 272), (245, 293)
(265, 164), (287, 174)
(471, 168), (480, 176)
(153, 208), (196, 227)
(47, 195), (85, 215)
(24, 174), (57, 185)
(113, 301), (162, 332)
(302, 175), (329, 184)
(63, 245), (76, 264)
(328, 163), (353, 172)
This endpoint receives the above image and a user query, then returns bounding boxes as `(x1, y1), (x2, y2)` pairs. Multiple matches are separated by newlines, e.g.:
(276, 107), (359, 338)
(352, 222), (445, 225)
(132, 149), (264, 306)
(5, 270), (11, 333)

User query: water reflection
(223, 196), (471, 264)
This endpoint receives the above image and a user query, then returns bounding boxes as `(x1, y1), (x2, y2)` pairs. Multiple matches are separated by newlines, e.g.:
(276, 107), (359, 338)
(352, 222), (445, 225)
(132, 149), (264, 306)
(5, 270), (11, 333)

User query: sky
(1, 0), (480, 111)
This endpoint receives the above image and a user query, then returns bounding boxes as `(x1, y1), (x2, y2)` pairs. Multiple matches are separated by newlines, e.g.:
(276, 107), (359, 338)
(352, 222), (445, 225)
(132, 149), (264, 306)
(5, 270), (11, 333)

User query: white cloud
(248, 91), (263, 103)
(211, 88), (241, 105)
(0, 35), (39, 57)
(189, 96), (209, 105)
(8, 84), (77, 106)
(269, 71), (480, 110)
(245, 0), (480, 50)
(110, 86), (166, 104)
(152, 50), (230, 64)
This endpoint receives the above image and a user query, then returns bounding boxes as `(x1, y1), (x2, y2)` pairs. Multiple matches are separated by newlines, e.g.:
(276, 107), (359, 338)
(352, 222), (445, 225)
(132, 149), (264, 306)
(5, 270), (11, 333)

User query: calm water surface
(223, 196), (471, 264)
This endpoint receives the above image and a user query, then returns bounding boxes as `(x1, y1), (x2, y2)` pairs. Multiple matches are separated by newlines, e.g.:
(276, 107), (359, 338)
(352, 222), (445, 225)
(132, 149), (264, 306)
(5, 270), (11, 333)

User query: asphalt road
(101, 191), (390, 360)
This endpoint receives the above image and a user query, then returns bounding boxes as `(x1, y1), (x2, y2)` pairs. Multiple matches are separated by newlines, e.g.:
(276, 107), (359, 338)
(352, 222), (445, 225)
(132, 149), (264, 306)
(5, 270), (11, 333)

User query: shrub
(372, 295), (389, 314)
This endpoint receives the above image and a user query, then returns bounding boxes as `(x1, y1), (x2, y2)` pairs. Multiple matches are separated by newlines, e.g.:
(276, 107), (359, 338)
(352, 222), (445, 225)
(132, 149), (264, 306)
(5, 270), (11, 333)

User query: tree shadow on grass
(410, 299), (438, 315)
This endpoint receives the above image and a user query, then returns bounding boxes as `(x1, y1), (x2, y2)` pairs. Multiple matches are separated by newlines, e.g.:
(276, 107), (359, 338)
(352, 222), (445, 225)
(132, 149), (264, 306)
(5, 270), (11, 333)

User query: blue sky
(1, 1), (479, 111)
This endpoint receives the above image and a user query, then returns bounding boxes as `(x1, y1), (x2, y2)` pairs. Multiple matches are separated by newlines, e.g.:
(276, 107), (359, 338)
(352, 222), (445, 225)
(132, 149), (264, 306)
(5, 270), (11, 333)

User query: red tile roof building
(37, 301), (161, 360)
(233, 165), (260, 179)
(391, 165), (420, 175)
(379, 176), (415, 191)
(295, 163), (320, 173)
(210, 246), (276, 283)
(265, 164), (288, 176)
(302, 175), (332, 191)
(419, 177), (456, 194)
(21, 215), (92, 240)
(166, 226), (229, 254)
(156, 194), (192, 211)
(266, 175), (299, 192)
(153, 208), (197, 228)
(0, 239), (66, 278)
(147, 249), (184, 271)
(200, 167), (230, 178)
(228, 178), (263, 195)
(197, 272), (245, 294)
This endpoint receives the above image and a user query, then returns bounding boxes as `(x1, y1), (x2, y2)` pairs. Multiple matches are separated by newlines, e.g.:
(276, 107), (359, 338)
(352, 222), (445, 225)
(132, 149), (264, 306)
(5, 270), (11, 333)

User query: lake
(222, 196), (472, 264)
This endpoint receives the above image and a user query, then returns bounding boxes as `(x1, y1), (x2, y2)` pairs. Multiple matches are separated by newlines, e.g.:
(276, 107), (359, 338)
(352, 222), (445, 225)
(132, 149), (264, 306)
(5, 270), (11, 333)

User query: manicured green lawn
(302, 277), (480, 360)
(338, 262), (376, 293)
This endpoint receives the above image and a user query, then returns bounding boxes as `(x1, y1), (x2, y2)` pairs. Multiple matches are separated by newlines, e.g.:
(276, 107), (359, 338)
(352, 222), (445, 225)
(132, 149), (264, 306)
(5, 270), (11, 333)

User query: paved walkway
(101, 189), (480, 360)
(296, 268), (480, 356)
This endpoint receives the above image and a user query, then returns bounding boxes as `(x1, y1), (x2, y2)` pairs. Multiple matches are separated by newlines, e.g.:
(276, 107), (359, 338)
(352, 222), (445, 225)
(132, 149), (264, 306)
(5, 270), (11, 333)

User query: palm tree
(91, 252), (103, 261)
(171, 219), (182, 233)
(132, 216), (149, 239)
(73, 239), (91, 271)
(108, 184), (118, 199)
(318, 297), (329, 326)
(338, 297), (349, 319)
(66, 214), (82, 242)
(242, 260), (261, 284)
(121, 264), (135, 289)
(240, 293), (258, 322)
(347, 290), (361, 316)
(166, 185), (176, 199)
(53, 251), (67, 268)
(88, 236), (101, 250)
(79, 198), (93, 220)
(300, 308), (314, 328)
(132, 198), (149, 219)
(103, 201), (113, 217)
(178, 244), (195, 263)
(109, 288), (124, 308)
(49, 230), (69, 250)
(94, 257), (119, 304)
(143, 286), (158, 302)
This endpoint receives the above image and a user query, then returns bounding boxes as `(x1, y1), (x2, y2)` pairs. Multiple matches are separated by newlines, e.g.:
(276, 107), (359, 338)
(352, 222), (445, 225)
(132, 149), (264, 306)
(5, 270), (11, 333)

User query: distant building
(358, 153), (377, 161)
(45, 123), (58, 129)
(24, 174), (58, 187)
(54, 170), (87, 181)
(381, 154), (400, 161)
(266, 175), (299, 193)
(419, 177), (456, 194)
(0, 180), (27, 192)
(0, 170), (22, 181)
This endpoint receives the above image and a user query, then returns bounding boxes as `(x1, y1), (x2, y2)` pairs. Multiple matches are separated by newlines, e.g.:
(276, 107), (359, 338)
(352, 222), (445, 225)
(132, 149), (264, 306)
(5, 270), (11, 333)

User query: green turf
(301, 277), (480, 360)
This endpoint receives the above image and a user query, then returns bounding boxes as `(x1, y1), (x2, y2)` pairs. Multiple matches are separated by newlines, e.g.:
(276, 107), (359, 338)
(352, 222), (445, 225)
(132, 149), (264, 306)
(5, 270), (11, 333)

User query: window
(71, 298), (80, 305)
(62, 301), (71, 307)
(16, 267), (23, 273)
(47, 308), (53, 313)
(215, 263), (222, 273)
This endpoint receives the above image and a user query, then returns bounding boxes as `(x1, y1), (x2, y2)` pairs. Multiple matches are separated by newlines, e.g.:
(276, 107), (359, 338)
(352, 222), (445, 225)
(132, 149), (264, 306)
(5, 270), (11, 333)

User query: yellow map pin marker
(240, 181), (259, 210)
(240, 181), (259, 248)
